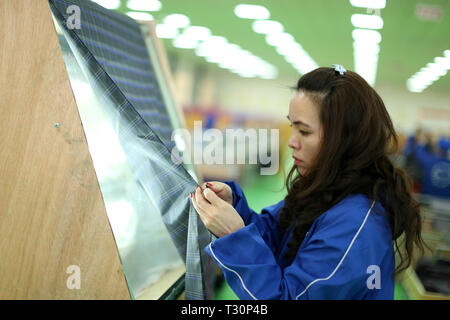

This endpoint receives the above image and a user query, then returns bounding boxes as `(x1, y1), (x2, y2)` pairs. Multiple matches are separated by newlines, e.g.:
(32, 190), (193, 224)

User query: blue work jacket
(204, 181), (395, 300)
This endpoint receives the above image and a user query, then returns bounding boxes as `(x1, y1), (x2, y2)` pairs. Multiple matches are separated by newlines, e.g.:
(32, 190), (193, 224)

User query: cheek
(311, 138), (323, 159)
(303, 136), (322, 160)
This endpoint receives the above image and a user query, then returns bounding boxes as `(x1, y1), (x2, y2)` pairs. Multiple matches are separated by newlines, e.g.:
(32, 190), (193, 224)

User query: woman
(190, 66), (426, 300)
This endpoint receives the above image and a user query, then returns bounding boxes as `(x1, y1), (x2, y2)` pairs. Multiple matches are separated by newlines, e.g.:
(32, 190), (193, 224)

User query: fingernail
(189, 192), (193, 198)
(206, 182), (213, 187)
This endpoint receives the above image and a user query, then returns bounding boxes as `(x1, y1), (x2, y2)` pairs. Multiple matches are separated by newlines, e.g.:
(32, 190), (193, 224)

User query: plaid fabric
(52, 0), (174, 150)
(49, 0), (213, 299)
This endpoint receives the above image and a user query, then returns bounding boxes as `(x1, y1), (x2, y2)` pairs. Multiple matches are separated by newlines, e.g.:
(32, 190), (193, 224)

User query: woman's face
(287, 91), (324, 176)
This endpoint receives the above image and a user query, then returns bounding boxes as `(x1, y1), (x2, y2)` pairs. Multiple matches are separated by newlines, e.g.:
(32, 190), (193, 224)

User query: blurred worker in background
(403, 129), (450, 199)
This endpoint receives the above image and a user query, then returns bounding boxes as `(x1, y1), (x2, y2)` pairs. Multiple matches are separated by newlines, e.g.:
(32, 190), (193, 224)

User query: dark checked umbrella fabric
(49, 0), (215, 300)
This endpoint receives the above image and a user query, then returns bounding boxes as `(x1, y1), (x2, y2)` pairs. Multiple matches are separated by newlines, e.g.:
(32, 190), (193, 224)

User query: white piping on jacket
(208, 200), (376, 300)
(295, 199), (376, 299)
(208, 242), (258, 300)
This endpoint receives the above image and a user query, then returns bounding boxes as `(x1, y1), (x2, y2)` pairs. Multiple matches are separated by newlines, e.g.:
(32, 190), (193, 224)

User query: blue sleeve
(222, 181), (283, 253)
(204, 199), (393, 300)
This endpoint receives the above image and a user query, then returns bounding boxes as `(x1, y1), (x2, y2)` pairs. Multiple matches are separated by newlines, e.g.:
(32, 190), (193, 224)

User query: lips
(292, 155), (303, 165)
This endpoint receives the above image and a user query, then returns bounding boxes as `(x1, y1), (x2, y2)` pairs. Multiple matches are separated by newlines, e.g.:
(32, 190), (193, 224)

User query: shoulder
(310, 193), (392, 247)
(317, 193), (385, 225)
(261, 200), (285, 214)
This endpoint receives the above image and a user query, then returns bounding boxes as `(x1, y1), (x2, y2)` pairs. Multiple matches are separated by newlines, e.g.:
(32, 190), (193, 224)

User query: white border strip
(208, 242), (258, 300)
(296, 200), (376, 299)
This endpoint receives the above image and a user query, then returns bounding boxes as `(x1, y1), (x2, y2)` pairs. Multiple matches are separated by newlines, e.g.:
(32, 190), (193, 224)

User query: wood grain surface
(0, 0), (130, 299)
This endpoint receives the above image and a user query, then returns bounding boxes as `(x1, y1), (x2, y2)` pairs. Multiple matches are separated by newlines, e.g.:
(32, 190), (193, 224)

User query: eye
(300, 130), (310, 136)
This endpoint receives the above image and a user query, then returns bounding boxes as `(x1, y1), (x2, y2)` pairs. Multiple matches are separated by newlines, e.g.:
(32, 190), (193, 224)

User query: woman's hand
(200, 181), (233, 206)
(190, 186), (244, 238)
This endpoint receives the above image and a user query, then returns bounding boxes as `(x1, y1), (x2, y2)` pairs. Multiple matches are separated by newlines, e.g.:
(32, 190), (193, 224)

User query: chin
(296, 166), (307, 176)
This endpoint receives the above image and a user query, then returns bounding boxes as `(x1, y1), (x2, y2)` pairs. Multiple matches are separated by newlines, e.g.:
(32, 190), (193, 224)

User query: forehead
(288, 91), (321, 126)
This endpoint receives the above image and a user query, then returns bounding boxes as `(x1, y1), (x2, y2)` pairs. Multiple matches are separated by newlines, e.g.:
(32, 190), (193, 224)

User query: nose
(288, 132), (300, 150)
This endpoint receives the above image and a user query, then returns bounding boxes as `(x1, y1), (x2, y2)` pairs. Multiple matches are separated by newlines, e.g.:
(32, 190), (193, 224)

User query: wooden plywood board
(0, 0), (130, 299)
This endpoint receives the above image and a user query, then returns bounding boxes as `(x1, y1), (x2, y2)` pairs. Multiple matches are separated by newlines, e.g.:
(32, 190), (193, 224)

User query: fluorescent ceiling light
(434, 57), (450, 70)
(352, 29), (381, 43)
(349, 0), (386, 9)
(225, 44), (242, 54)
(351, 14), (383, 29)
(126, 0), (162, 11)
(205, 55), (223, 64)
(354, 53), (379, 66)
(169, 20), (277, 79)
(218, 59), (239, 70)
(353, 41), (380, 54)
(277, 41), (302, 54)
(353, 40), (380, 86)
(91, 0), (120, 10)
(126, 12), (154, 21)
(252, 20), (284, 34)
(244, 14), (318, 76)
(195, 36), (229, 57)
(426, 63), (447, 77)
(406, 50), (449, 92)
(277, 42), (305, 57)
(163, 14), (190, 28)
(237, 72), (255, 78)
(275, 46), (290, 56)
(182, 26), (211, 41)
(211, 48), (277, 79)
(202, 36), (228, 47)
(265, 32), (294, 47)
(265, 31), (319, 75)
(156, 24), (178, 39)
(173, 35), (198, 49)
(234, 4), (270, 19)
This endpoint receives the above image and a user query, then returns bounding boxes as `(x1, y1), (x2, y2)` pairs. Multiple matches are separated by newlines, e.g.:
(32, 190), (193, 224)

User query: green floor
(213, 173), (410, 300)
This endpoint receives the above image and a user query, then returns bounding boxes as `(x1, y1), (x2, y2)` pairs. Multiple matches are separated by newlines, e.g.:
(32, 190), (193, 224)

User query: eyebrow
(286, 115), (312, 128)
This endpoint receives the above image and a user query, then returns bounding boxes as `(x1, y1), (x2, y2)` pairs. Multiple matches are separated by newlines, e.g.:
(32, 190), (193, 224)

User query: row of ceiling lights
(158, 14), (278, 79)
(407, 50), (450, 93)
(91, 0), (277, 79)
(351, 0), (449, 92)
(92, 0), (448, 92)
(349, 0), (385, 87)
(234, 4), (319, 76)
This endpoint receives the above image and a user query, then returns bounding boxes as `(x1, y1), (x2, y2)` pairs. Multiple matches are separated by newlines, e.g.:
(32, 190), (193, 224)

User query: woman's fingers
(202, 188), (222, 206)
(202, 181), (215, 190)
(195, 186), (212, 209)
(202, 181), (233, 205)
(190, 192), (209, 225)
(190, 186), (244, 238)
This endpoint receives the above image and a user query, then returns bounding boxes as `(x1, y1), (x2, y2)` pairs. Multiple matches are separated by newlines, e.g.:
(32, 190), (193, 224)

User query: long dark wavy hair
(278, 67), (427, 276)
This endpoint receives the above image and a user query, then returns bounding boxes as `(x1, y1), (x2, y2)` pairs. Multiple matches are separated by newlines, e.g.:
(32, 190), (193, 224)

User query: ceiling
(114, 0), (450, 93)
